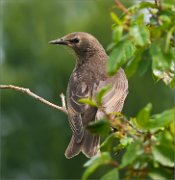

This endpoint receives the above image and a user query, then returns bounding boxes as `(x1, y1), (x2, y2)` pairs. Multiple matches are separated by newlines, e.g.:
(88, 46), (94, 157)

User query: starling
(49, 32), (128, 159)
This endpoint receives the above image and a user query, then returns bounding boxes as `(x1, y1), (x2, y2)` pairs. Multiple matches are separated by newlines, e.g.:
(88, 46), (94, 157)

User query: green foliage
(100, 168), (119, 180)
(107, 0), (175, 86)
(82, 1), (175, 179)
(82, 152), (112, 180)
(120, 140), (141, 168)
(134, 104), (174, 130)
(96, 85), (112, 106)
(79, 98), (97, 107)
(1, 0), (174, 179)
(83, 102), (174, 179)
(87, 119), (111, 136)
(107, 40), (136, 75)
(136, 103), (153, 129)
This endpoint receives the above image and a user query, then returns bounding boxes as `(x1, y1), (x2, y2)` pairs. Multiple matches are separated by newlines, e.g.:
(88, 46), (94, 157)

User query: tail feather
(65, 135), (81, 159)
(65, 130), (100, 159)
(82, 131), (100, 158)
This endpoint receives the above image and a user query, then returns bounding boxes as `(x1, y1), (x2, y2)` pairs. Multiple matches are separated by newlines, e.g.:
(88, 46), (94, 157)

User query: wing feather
(95, 68), (128, 119)
(67, 76), (95, 143)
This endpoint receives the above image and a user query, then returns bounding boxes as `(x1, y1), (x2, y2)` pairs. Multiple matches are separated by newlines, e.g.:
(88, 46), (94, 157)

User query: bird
(49, 32), (128, 159)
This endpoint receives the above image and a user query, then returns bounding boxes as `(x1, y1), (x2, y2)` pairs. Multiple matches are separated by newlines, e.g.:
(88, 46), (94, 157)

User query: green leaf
(138, 2), (156, 9)
(137, 55), (151, 77)
(83, 152), (111, 180)
(135, 105), (174, 130)
(120, 141), (141, 168)
(149, 166), (173, 180)
(107, 42), (117, 52)
(150, 41), (174, 85)
(101, 168), (119, 180)
(169, 121), (175, 135)
(79, 98), (97, 107)
(152, 131), (174, 167)
(96, 85), (112, 106)
(153, 146), (174, 167)
(107, 40), (136, 75)
(146, 108), (175, 130)
(112, 25), (123, 43)
(110, 12), (122, 25)
(130, 25), (150, 46)
(165, 27), (175, 52)
(136, 103), (152, 129)
(125, 49), (143, 77)
(128, 2), (156, 15)
(150, 42), (170, 69)
(100, 133), (116, 152)
(120, 137), (133, 147)
(87, 119), (111, 136)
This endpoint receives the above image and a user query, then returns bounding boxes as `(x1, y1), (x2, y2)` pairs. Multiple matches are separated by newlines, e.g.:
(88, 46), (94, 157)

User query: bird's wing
(95, 68), (128, 119)
(67, 77), (96, 143)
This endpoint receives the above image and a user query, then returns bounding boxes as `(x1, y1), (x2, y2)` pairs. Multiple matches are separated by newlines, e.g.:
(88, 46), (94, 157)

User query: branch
(114, 0), (130, 15)
(0, 84), (68, 114)
(155, 0), (162, 10)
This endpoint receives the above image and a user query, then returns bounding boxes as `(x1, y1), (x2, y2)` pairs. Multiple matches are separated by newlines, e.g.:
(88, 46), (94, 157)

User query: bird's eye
(70, 38), (80, 44)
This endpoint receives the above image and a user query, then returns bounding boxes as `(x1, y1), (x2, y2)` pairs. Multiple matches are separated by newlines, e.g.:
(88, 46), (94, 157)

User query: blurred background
(1, 0), (174, 179)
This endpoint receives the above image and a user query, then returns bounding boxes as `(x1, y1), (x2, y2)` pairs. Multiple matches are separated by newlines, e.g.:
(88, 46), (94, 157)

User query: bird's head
(49, 32), (105, 58)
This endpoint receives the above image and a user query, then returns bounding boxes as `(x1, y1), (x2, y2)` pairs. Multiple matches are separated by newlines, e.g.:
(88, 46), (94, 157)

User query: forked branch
(0, 84), (68, 114)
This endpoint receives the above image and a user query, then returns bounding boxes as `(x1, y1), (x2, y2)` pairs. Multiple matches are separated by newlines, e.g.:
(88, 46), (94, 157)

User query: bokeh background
(1, 0), (174, 179)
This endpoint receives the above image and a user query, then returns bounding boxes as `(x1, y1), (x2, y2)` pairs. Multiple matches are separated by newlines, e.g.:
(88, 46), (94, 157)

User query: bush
(82, 1), (175, 179)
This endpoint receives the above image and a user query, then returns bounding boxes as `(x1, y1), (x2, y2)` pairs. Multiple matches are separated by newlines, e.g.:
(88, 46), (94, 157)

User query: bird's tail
(65, 130), (100, 159)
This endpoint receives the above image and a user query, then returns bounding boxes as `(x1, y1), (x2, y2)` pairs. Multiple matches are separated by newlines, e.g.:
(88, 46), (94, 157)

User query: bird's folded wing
(67, 81), (96, 142)
(95, 68), (128, 119)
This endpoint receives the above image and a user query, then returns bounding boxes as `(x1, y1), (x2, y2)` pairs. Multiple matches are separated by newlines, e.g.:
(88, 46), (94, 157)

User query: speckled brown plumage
(49, 32), (128, 158)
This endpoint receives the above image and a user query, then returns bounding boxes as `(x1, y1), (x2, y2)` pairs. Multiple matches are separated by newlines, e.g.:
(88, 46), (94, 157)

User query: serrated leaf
(130, 25), (150, 46)
(107, 40), (136, 75)
(87, 119), (111, 136)
(79, 98), (97, 107)
(96, 85), (112, 106)
(83, 152), (111, 180)
(120, 141), (141, 168)
(136, 103), (152, 129)
(101, 168), (119, 180)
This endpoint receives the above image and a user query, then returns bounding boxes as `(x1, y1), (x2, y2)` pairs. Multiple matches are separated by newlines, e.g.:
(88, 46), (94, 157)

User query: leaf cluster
(82, 1), (175, 179)
(82, 98), (174, 179)
(108, 1), (175, 86)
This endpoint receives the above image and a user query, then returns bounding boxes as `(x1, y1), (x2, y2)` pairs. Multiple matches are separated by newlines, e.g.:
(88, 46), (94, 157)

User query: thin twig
(155, 0), (162, 10)
(0, 84), (68, 114)
(114, 0), (130, 15)
(60, 93), (67, 110)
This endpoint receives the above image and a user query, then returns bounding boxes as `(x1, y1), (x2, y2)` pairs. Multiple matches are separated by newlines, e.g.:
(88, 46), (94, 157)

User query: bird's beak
(49, 38), (68, 45)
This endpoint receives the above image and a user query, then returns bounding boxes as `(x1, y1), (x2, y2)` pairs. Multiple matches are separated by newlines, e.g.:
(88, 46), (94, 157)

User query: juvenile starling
(49, 32), (128, 159)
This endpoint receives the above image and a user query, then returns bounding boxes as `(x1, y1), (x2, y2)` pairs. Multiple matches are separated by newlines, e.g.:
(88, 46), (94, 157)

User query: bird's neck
(76, 50), (108, 78)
